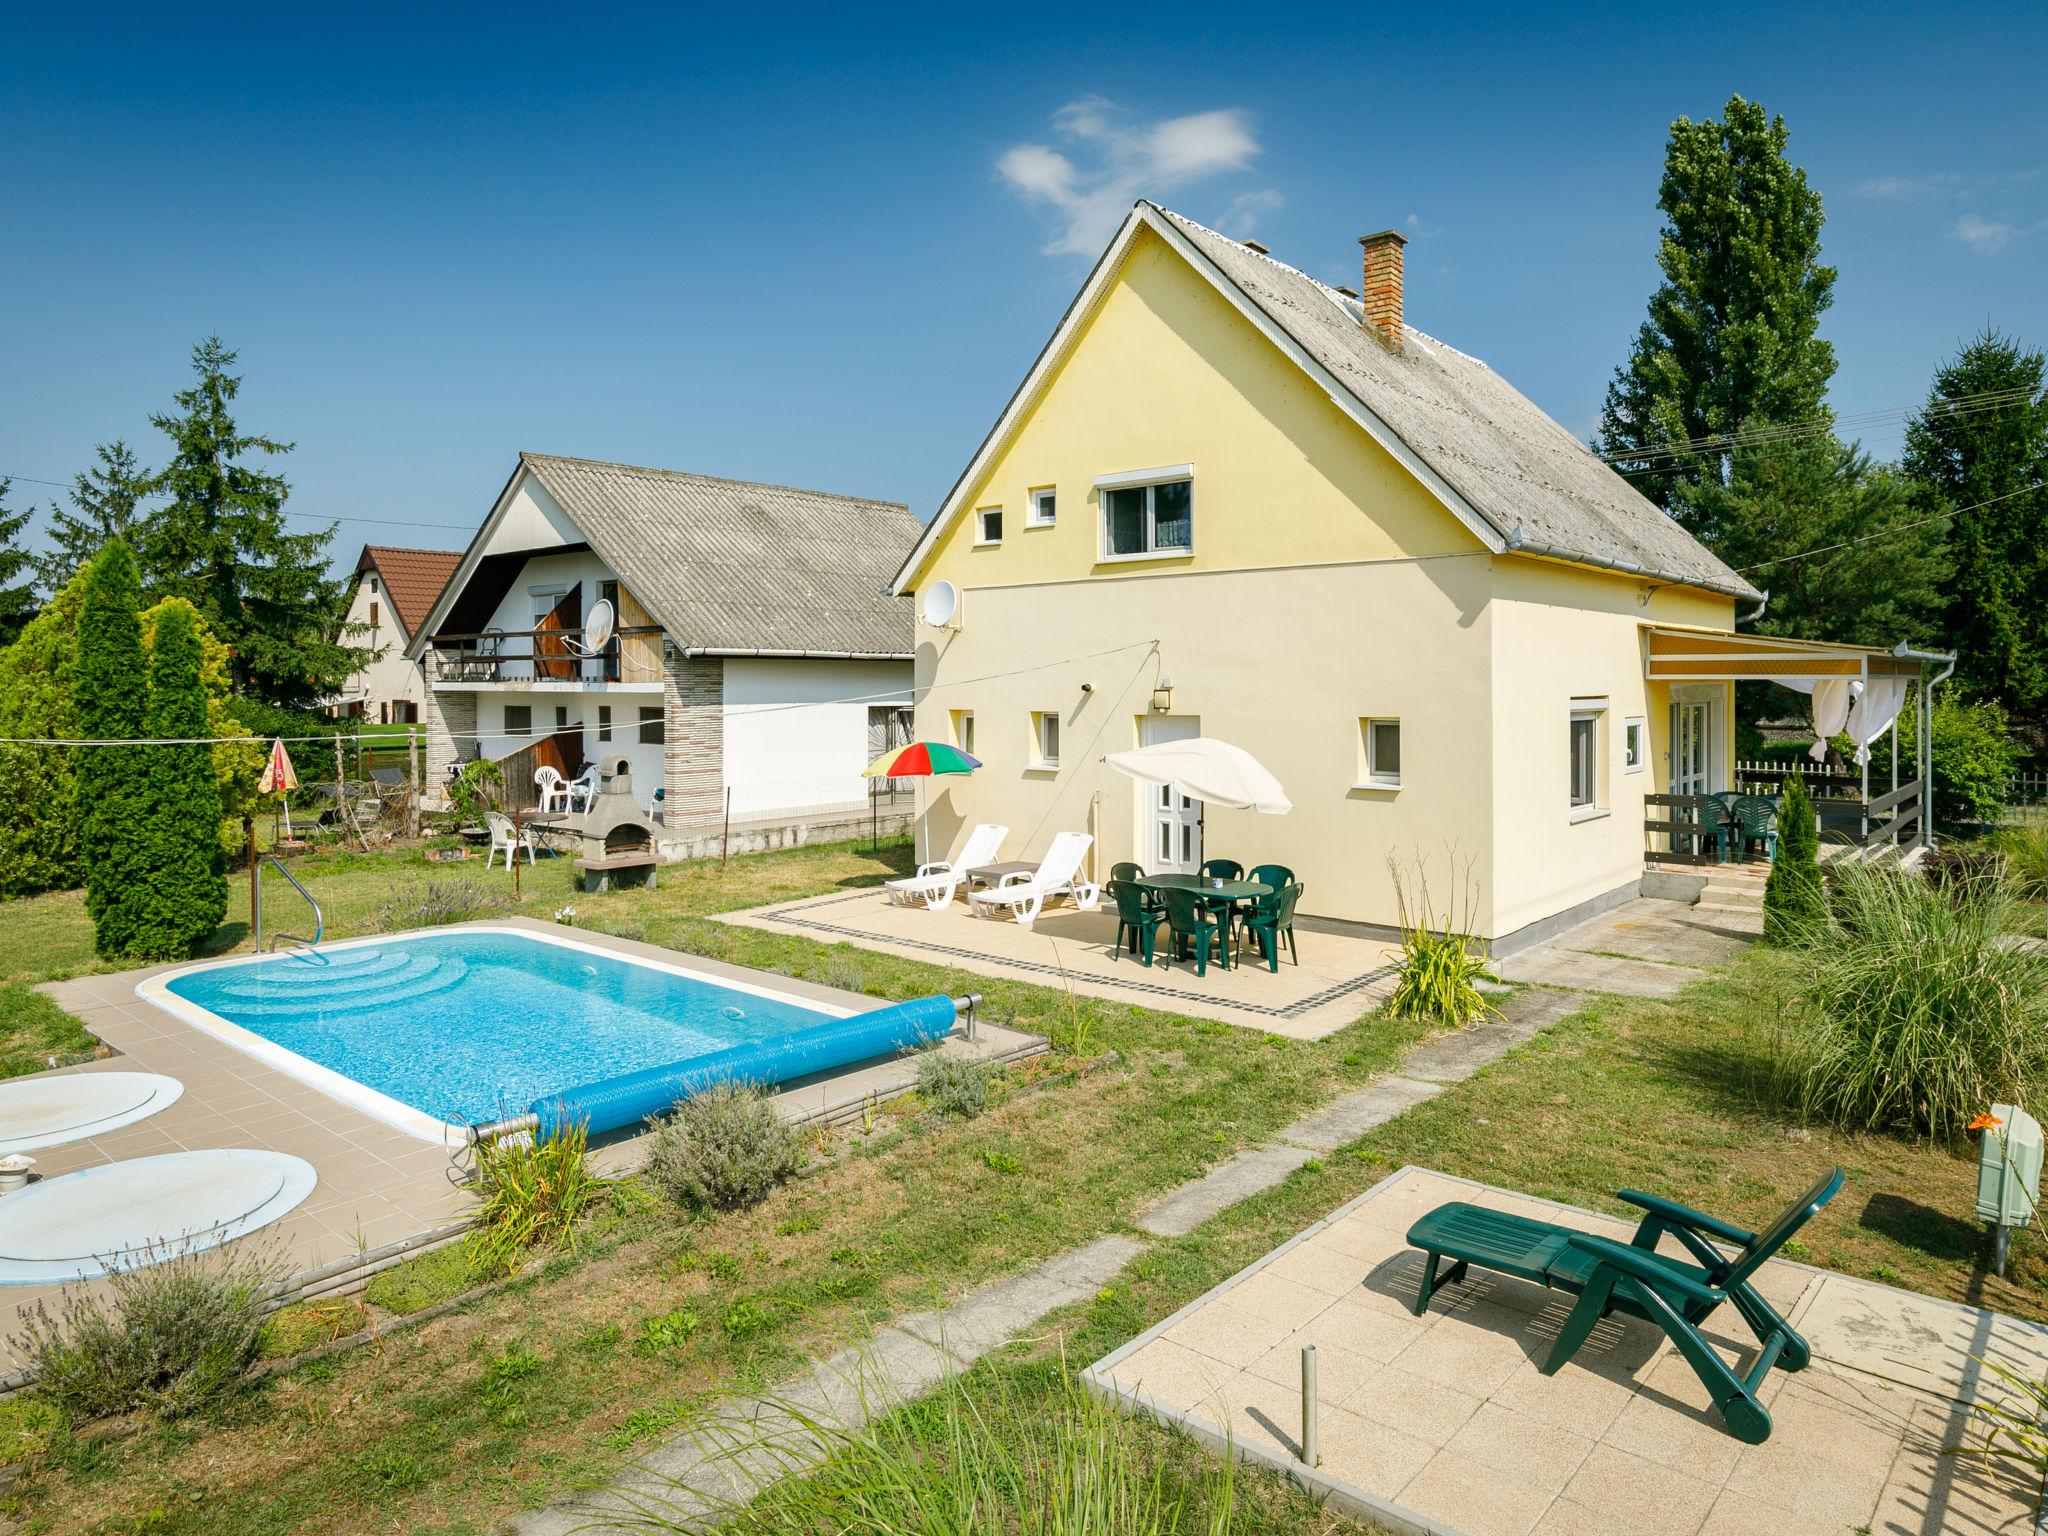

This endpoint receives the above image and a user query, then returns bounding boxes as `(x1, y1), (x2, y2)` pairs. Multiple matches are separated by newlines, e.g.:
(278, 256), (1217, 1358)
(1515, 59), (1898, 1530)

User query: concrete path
(1494, 894), (1758, 998)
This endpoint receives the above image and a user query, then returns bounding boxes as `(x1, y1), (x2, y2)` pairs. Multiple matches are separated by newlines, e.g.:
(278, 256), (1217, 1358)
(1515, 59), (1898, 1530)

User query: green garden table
(1133, 873), (1272, 966)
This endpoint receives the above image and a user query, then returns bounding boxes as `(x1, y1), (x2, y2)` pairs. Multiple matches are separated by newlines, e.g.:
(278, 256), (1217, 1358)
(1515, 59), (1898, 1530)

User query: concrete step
(1698, 887), (1764, 909)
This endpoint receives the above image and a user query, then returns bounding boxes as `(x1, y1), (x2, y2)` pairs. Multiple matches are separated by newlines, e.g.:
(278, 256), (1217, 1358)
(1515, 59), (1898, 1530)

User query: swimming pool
(143, 928), (860, 1141)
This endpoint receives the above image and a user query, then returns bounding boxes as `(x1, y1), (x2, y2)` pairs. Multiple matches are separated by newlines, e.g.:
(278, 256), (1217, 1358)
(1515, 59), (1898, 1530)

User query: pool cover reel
(474, 993), (973, 1142)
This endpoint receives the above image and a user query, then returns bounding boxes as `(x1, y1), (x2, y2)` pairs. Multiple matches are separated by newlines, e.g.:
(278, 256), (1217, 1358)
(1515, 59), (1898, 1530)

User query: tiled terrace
(719, 887), (1403, 1038)
(1086, 1166), (2048, 1536)
(8, 916), (1039, 1369)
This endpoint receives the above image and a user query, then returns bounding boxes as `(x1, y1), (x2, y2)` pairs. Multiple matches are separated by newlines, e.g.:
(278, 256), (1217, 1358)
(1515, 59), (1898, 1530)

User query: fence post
(1300, 1344), (1319, 1467)
(721, 787), (732, 868)
(246, 818), (260, 952)
(407, 725), (421, 841)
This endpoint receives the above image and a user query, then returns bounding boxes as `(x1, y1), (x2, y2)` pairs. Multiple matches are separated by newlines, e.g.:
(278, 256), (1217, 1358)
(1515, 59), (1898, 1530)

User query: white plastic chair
(533, 766), (569, 813)
(965, 832), (1100, 924)
(565, 764), (599, 814)
(885, 823), (1008, 909)
(486, 811), (537, 869)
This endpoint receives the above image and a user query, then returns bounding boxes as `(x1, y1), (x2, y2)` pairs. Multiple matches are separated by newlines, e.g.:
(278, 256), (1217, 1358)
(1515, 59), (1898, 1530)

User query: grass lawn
(2, 839), (2042, 1533)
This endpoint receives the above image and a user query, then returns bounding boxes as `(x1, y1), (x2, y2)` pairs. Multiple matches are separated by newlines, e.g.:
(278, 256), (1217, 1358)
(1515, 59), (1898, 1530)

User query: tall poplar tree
(75, 541), (149, 958)
(33, 441), (155, 592)
(139, 337), (363, 706)
(1903, 330), (2048, 735)
(1597, 95), (1838, 535)
(128, 600), (226, 959)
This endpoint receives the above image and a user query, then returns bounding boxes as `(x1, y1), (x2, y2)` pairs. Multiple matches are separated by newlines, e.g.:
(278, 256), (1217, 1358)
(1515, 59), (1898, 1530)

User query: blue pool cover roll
(529, 993), (961, 1140)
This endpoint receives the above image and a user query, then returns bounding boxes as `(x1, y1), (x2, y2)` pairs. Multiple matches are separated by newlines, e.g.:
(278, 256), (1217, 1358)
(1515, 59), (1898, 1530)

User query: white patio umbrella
(1102, 737), (1293, 814)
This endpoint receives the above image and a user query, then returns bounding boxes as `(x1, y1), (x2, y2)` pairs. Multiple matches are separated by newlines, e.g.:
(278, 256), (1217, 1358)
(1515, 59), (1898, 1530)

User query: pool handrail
(255, 856), (325, 959)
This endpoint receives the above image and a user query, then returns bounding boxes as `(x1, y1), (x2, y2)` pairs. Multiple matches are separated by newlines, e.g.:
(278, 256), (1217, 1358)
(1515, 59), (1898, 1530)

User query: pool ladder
(254, 856), (326, 961)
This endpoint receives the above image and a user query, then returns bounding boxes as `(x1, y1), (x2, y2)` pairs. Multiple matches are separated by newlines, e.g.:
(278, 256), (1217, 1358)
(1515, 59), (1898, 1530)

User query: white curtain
(1846, 677), (1911, 766)
(1803, 678), (1857, 761)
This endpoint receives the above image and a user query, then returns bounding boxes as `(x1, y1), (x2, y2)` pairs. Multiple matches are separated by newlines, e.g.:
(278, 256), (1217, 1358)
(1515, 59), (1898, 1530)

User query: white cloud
(997, 98), (1268, 256)
(1854, 173), (1962, 201)
(1951, 213), (2017, 252)
(1403, 213), (1441, 239)
(1216, 189), (1284, 239)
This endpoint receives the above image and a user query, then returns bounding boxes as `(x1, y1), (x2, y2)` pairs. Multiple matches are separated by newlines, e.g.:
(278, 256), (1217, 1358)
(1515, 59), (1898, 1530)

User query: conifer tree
(139, 337), (364, 706)
(0, 480), (36, 647)
(128, 600), (226, 959)
(75, 541), (149, 958)
(0, 570), (89, 897)
(32, 441), (155, 593)
(1763, 775), (1827, 945)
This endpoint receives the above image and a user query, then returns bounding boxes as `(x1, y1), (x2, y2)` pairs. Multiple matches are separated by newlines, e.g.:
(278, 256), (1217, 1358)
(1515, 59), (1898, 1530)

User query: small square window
(976, 506), (1003, 545)
(1358, 718), (1401, 787)
(1623, 717), (1646, 774)
(555, 705), (569, 731)
(950, 709), (975, 758)
(1027, 487), (1056, 527)
(1031, 711), (1060, 769)
(504, 704), (532, 737)
(598, 704), (612, 742)
(638, 705), (665, 746)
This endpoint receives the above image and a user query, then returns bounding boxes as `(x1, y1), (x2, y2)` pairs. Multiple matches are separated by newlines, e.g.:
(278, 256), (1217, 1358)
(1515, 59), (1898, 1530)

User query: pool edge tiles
(138, 925), (858, 1144)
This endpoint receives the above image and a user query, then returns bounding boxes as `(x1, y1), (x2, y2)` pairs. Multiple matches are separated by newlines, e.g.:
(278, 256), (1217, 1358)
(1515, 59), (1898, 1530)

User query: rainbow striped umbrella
(862, 741), (981, 778)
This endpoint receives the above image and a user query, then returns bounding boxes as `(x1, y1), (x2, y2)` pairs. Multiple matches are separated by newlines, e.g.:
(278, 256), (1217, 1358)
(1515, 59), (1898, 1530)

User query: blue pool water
(161, 931), (839, 1127)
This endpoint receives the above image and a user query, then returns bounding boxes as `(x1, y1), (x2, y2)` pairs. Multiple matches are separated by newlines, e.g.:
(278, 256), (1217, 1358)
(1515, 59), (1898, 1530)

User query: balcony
(424, 625), (665, 687)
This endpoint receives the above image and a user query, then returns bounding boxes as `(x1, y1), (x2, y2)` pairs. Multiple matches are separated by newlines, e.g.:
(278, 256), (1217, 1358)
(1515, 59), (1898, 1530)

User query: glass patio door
(1140, 715), (1201, 874)
(1670, 699), (1711, 796)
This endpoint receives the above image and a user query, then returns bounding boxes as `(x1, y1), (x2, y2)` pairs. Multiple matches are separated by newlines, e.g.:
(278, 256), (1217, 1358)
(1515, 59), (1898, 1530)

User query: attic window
(1096, 468), (1194, 561)
(976, 506), (1003, 546)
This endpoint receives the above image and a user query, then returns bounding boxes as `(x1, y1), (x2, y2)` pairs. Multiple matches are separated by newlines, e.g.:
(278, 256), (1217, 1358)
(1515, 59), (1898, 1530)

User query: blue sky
(3, 2), (2043, 572)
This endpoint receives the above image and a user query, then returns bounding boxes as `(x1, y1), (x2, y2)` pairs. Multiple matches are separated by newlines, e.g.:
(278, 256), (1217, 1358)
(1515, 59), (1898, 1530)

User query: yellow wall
(906, 222), (1739, 942)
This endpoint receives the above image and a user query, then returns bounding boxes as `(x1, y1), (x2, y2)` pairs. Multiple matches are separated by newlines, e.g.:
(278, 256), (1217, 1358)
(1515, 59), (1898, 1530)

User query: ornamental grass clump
(915, 1052), (998, 1120)
(13, 1243), (280, 1421)
(1783, 863), (2048, 1141)
(466, 1118), (605, 1277)
(1386, 850), (1500, 1027)
(644, 1082), (802, 1212)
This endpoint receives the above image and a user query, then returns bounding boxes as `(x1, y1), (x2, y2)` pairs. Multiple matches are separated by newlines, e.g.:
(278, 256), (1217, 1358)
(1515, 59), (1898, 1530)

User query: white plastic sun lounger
(965, 831), (1100, 924)
(885, 823), (1008, 909)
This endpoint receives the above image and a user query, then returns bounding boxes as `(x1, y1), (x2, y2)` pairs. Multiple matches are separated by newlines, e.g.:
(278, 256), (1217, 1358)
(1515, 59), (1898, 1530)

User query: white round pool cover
(0, 1150), (317, 1286)
(0, 1072), (184, 1153)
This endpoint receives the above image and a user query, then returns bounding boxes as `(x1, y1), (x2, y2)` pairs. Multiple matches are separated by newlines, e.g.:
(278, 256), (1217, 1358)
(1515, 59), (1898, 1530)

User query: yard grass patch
(0, 981), (98, 1079)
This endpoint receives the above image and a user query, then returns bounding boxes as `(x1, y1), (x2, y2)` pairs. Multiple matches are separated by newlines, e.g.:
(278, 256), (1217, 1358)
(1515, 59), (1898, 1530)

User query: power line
(0, 471), (475, 533)
(1733, 481), (2043, 575)
(1601, 385), (2044, 471)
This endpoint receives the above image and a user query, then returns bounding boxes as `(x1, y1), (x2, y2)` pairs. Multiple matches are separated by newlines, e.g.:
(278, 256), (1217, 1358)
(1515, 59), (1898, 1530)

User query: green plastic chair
(1159, 886), (1228, 977)
(1248, 863), (1294, 890)
(1110, 862), (1160, 910)
(1198, 858), (1244, 882)
(1674, 794), (1729, 862)
(1405, 1168), (1845, 1444)
(1732, 796), (1777, 861)
(1107, 880), (1163, 966)
(1240, 882), (1304, 972)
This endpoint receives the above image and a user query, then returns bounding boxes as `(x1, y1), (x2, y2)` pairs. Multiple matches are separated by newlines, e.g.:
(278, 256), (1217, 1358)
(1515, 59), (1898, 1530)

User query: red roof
(356, 545), (463, 637)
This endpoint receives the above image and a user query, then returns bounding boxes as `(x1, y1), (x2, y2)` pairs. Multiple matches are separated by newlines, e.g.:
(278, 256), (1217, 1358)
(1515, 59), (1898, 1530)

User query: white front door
(1670, 698), (1712, 796)
(1140, 715), (1202, 874)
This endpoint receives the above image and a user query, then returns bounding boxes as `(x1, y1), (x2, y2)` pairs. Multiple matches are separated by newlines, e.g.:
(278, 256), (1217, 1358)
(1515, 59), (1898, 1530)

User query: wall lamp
(1149, 676), (1175, 713)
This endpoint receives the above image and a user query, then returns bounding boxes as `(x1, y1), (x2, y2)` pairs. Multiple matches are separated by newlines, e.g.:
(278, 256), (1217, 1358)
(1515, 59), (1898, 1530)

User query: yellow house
(888, 202), (1934, 949)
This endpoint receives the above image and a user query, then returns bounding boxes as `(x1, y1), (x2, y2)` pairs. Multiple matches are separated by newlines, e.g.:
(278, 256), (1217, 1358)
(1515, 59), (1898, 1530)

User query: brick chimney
(1357, 229), (1407, 350)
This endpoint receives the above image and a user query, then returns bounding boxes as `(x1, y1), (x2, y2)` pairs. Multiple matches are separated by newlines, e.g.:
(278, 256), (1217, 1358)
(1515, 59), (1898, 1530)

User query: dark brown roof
(356, 545), (463, 638)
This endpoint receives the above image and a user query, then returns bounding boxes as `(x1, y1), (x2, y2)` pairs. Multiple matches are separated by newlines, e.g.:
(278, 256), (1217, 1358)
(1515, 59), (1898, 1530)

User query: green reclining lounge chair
(1405, 1168), (1843, 1444)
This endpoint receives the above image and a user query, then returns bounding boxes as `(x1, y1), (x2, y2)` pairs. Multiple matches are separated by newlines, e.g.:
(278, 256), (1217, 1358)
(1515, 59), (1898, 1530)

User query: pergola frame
(1641, 625), (1959, 855)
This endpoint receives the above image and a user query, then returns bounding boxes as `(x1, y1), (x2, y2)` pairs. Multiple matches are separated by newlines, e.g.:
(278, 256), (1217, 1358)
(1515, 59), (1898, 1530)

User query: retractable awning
(1642, 625), (1929, 683)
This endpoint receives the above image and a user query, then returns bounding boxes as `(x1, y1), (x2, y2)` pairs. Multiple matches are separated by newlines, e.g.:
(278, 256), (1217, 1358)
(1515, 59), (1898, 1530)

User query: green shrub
(1780, 864), (2048, 1140)
(447, 758), (504, 823)
(1385, 852), (1498, 1026)
(0, 570), (88, 898)
(125, 600), (227, 961)
(915, 1053), (997, 1120)
(362, 1243), (475, 1314)
(74, 542), (148, 958)
(12, 1245), (280, 1420)
(375, 876), (504, 931)
(465, 1120), (605, 1277)
(1878, 692), (2018, 830)
(1763, 775), (1827, 945)
(644, 1082), (802, 1212)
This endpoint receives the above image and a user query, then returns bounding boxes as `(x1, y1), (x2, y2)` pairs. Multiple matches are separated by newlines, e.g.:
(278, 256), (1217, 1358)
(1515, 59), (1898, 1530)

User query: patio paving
(718, 887), (1402, 1038)
(1494, 887), (1762, 999)
(6, 916), (1040, 1372)
(1085, 1166), (2048, 1536)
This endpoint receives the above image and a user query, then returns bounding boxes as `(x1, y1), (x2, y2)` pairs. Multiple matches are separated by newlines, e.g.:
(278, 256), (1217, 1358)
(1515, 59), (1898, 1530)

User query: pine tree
(1903, 330), (2048, 737)
(0, 480), (37, 648)
(75, 541), (150, 958)
(0, 570), (90, 897)
(139, 337), (365, 707)
(1597, 96), (1837, 532)
(127, 600), (226, 960)
(32, 441), (155, 593)
(1763, 775), (1827, 945)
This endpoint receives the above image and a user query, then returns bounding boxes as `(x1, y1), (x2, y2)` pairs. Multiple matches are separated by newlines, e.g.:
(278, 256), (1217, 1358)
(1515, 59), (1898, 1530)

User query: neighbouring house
(888, 203), (1947, 949)
(410, 453), (922, 856)
(327, 545), (462, 722)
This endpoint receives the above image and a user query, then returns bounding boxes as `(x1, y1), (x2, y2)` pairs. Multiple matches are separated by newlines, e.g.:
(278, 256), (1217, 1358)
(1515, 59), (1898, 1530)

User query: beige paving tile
(1297, 1289), (1438, 1364)
(1210, 1365), (1315, 1458)
(1100, 1336), (1242, 1413)
(1696, 1487), (1866, 1536)
(1347, 1174), (1461, 1233)
(1445, 1400), (1598, 1495)
(1223, 1267), (1339, 1327)
(1261, 1232), (1379, 1296)
(1309, 1403), (1437, 1500)
(1867, 1441), (2040, 1535)
(1600, 1353), (1751, 1485)
(1490, 1358), (1640, 1441)
(1162, 1300), (1298, 1370)
(1556, 1444), (1722, 1536)
(1315, 1212), (1413, 1267)
(1384, 1300), (1543, 1394)
(1396, 1449), (1560, 1536)
(1344, 1363), (1487, 1449)
(1244, 1336), (1381, 1404)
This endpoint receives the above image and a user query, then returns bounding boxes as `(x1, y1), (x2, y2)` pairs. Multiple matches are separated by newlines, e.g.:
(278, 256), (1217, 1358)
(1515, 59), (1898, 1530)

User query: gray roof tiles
(1152, 206), (1762, 602)
(518, 453), (922, 656)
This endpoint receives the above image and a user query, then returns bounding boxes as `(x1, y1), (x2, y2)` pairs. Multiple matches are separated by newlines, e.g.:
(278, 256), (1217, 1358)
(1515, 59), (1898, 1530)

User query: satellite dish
(921, 580), (962, 630)
(564, 598), (616, 656)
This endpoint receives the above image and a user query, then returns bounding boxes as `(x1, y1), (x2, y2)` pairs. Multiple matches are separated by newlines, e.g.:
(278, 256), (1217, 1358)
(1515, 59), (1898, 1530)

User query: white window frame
(1623, 716), (1647, 774)
(1094, 464), (1195, 563)
(1569, 699), (1609, 821)
(1027, 487), (1057, 528)
(1355, 717), (1402, 790)
(951, 709), (975, 758)
(975, 506), (1004, 546)
(1030, 710), (1061, 771)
